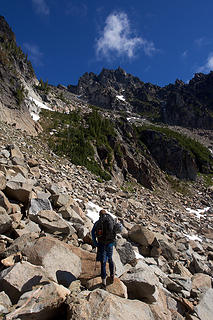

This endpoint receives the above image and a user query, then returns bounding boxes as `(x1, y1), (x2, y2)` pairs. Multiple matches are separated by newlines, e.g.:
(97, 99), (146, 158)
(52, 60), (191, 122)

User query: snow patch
(134, 251), (144, 260)
(116, 95), (126, 102)
(29, 96), (52, 111)
(86, 201), (116, 223)
(30, 112), (40, 121)
(186, 207), (210, 219)
(184, 233), (203, 242)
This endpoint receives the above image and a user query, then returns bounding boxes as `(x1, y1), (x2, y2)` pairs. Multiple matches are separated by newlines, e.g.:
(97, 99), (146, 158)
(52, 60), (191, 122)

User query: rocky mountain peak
(0, 16), (15, 43)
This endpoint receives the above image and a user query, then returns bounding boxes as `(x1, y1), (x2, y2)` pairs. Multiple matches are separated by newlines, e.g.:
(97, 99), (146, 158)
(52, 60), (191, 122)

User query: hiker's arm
(92, 222), (98, 247)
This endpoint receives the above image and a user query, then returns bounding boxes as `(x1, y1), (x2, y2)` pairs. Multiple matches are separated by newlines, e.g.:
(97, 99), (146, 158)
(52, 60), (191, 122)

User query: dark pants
(96, 243), (114, 279)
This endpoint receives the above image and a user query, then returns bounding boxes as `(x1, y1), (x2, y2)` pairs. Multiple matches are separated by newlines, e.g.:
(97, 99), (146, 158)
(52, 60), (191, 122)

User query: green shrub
(39, 109), (114, 181)
(166, 174), (191, 195)
(36, 79), (49, 94)
(15, 85), (25, 106)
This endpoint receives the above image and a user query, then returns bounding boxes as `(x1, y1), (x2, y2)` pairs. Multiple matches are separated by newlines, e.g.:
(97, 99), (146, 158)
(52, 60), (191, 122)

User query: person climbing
(92, 209), (122, 288)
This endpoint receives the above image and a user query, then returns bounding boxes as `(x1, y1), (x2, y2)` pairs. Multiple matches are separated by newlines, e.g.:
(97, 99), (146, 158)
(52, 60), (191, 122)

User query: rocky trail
(0, 121), (212, 320)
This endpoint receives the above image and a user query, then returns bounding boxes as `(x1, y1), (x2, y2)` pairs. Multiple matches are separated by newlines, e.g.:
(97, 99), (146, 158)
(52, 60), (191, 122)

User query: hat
(99, 209), (106, 215)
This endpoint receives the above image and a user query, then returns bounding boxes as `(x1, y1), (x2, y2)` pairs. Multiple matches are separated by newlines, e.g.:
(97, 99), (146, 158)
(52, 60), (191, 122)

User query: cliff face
(0, 16), (41, 135)
(159, 73), (213, 129)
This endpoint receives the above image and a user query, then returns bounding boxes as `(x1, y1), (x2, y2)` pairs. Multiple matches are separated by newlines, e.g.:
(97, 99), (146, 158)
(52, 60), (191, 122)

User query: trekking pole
(92, 250), (97, 288)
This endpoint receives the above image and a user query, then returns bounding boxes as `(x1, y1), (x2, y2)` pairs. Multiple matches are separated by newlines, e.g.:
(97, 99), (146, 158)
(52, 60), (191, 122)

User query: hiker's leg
(100, 245), (107, 280)
(106, 244), (114, 276)
(101, 260), (107, 279)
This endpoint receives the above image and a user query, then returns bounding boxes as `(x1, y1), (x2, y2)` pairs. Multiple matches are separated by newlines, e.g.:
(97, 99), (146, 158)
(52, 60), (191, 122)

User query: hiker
(92, 209), (122, 287)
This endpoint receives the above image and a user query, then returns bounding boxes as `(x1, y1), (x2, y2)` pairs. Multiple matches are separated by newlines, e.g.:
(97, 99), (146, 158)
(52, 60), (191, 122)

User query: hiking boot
(109, 274), (114, 283)
(101, 278), (106, 288)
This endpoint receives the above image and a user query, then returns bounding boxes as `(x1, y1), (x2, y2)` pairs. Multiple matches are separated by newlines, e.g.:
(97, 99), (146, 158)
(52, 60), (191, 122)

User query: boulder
(113, 247), (127, 277)
(195, 288), (213, 320)
(27, 158), (39, 167)
(0, 172), (6, 190)
(6, 165), (29, 178)
(0, 291), (12, 316)
(173, 261), (192, 278)
(69, 245), (101, 281)
(15, 220), (41, 237)
(0, 261), (50, 304)
(128, 225), (155, 246)
(50, 193), (71, 208)
(191, 273), (212, 292)
(67, 289), (156, 320)
(58, 205), (84, 224)
(36, 210), (72, 235)
(189, 253), (211, 275)
(0, 210), (12, 234)
(77, 225), (89, 240)
(3, 233), (38, 259)
(86, 276), (128, 298)
(28, 198), (52, 221)
(6, 282), (70, 320)
(120, 267), (159, 303)
(30, 166), (41, 178)
(0, 191), (12, 213)
(5, 181), (32, 204)
(168, 274), (192, 292)
(23, 236), (81, 287)
(9, 145), (24, 159)
(70, 245), (126, 282)
(163, 277), (183, 293)
(1, 252), (22, 267)
(116, 239), (136, 265)
(150, 288), (174, 320)
(69, 199), (86, 219)
(157, 238), (178, 261)
(11, 156), (26, 166)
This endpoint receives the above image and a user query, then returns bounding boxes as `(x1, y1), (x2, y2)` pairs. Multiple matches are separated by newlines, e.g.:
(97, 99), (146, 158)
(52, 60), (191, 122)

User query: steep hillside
(0, 16), (212, 190)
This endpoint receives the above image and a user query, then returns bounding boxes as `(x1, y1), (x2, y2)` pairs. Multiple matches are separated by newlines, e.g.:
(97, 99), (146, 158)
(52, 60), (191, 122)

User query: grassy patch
(166, 175), (191, 195)
(39, 109), (114, 181)
(200, 173), (213, 188)
(121, 181), (138, 193)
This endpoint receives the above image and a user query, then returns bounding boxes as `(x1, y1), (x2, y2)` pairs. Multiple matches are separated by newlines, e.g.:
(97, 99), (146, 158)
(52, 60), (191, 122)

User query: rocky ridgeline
(68, 67), (213, 130)
(0, 122), (212, 320)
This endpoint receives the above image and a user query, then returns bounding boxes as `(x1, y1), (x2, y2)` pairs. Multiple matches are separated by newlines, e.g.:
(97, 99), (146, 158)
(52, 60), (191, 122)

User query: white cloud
(32, 0), (50, 15)
(197, 53), (213, 73)
(23, 43), (43, 66)
(96, 11), (156, 60)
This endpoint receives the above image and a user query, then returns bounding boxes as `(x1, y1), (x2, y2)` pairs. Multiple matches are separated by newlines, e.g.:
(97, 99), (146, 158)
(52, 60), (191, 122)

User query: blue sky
(1, 0), (213, 87)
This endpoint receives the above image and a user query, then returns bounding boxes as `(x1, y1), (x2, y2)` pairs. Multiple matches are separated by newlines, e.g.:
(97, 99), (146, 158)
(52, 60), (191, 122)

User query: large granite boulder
(36, 209), (73, 235)
(5, 181), (32, 204)
(120, 267), (159, 303)
(0, 261), (50, 304)
(23, 236), (81, 287)
(128, 225), (155, 246)
(67, 288), (156, 320)
(0, 208), (12, 234)
(195, 288), (213, 320)
(5, 282), (70, 320)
